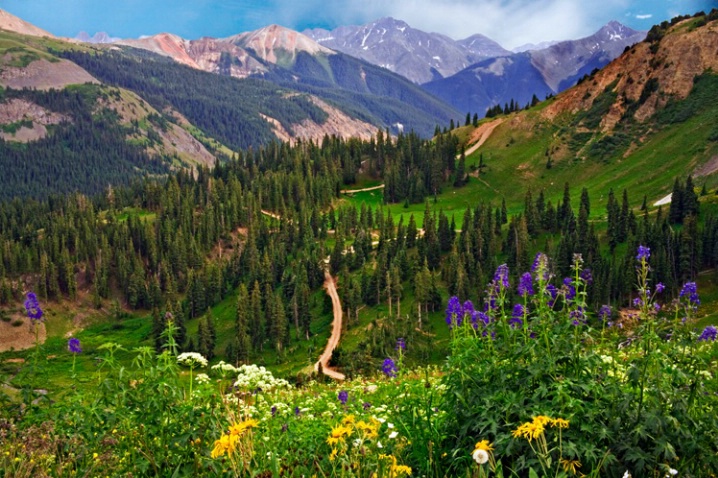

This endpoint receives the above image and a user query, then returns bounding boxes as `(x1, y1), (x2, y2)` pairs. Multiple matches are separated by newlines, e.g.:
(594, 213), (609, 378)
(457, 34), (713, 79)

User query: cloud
(271, 0), (633, 49)
(635, 14), (653, 19)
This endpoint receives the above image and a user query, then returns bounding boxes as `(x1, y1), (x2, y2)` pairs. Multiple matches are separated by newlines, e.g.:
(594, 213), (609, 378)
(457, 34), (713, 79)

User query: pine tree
(235, 283), (251, 362)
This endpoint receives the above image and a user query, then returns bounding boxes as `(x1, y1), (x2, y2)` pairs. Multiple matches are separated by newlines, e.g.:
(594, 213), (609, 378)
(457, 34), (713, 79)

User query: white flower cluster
(195, 373), (211, 384)
(211, 361), (239, 376)
(177, 352), (208, 368)
(233, 364), (291, 392)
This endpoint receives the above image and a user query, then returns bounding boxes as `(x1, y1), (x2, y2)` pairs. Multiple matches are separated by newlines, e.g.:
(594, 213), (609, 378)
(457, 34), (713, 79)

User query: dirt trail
(314, 271), (346, 381)
(340, 184), (385, 194)
(461, 118), (504, 158)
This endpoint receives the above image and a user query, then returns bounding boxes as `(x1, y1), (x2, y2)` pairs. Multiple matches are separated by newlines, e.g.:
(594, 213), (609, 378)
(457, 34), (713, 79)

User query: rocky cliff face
(542, 15), (718, 129)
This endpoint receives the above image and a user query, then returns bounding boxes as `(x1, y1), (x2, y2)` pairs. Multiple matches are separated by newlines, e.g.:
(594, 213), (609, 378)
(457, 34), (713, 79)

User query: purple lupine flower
(598, 305), (612, 321)
(518, 272), (534, 297)
(636, 245), (650, 261)
(338, 390), (348, 405)
(382, 357), (397, 378)
(484, 294), (497, 312)
(395, 337), (406, 351)
(494, 264), (510, 290)
(546, 284), (558, 307)
(580, 268), (593, 284)
(294, 407), (301, 416)
(654, 302), (661, 312)
(633, 297), (643, 308)
(477, 311), (490, 326)
(271, 406), (277, 416)
(563, 278), (576, 301)
(24, 292), (44, 322)
(656, 283), (665, 294)
(570, 307), (586, 325)
(445, 296), (463, 327)
(68, 337), (82, 354)
(698, 325), (717, 341)
(680, 282), (700, 305)
(509, 304), (525, 329)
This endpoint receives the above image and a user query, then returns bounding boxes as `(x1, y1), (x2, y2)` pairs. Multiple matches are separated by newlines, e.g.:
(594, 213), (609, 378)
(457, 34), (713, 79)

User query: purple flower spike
(445, 296), (463, 328)
(382, 357), (397, 378)
(636, 245), (650, 261)
(698, 325), (717, 342)
(24, 292), (44, 322)
(68, 337), (82, 354)
(338, 390), (348, 405)
(518, 272), (534, 297)
(680, 282), (700, 305)
(656, 283), (665, 294)
(494, 264), (510, 290)
(598, 305), (612, 321)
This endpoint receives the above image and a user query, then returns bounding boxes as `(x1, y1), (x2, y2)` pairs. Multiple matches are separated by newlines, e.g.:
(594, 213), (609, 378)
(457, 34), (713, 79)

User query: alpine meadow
(0, 6), (717, 478)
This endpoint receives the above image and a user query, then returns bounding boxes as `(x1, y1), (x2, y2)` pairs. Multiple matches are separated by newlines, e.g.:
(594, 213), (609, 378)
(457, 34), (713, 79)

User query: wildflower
(636, 245), (650, 261)
(494, 264), (510, 290)
(656, 282), (665, 294)
(476, 311), (490, 326)
(382, 357), (397, 378)
(570, 308), (585, 325)
(680, 282), (700, 305)
(698, 325), (717, 342)
(229, 419), (259, 437)
(472, 448), (489, 465)
(294, 407), (301, 417)
(338, 390), (348, 405)
(271, 406), (277, 416)
(666, 468), (678, 476)
(24, 292), (43, 322)
(518, 272), (534, 296)
(329, 448), (338, 461)
(445, 296), (463, 327)
(326, 424), (352, 445)
(632, 297), (643, 308)
(580, 268), (593, 284)
(195, 373), (210, 384)
(512, 420), (544, 441)
(389, 431), (398, 439)
(342, 415), (356, 425)
(598, 305), (612, 321)
(509, 304), (525, 329)
(395, 337), (406, 351)
(563, 278), (576, 301)
(623, 471), (632, 478)
(67, 337), (82, 354)
(546, 284), (558, 307)
(474, 439), (493, 451)
(551, 417), (570, 428)
(211, 434), (237, 458)
(177, 352), (208, 368)
(363, 402), (371, 410)
(560, 458), (582, 475)
(532, 252), (549, 280)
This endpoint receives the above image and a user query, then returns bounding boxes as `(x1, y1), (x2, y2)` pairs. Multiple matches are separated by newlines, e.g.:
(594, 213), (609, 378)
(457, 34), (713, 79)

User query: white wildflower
(472, 448), (489, 465)
(177, 352), (208, 368)
(389, 431), (398, 439)
(623, 472), (632, 478)
(195, 373), (210, 384)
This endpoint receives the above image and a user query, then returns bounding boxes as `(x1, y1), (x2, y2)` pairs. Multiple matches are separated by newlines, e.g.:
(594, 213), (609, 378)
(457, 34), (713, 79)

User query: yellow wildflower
(342, 414), (356, 426)
(552, 418), (570, 429)
(512, 421), (545, 441)
(391, 464), (412, 476)
(229, 418), (260, 437)
(329, 448), (338, 461)
(211, 434), (236, 459)
(327, 424), (352, 446)
(560, 458), (582, 475)
(533, 415), (552, 427)
(474, 439), (494, 452)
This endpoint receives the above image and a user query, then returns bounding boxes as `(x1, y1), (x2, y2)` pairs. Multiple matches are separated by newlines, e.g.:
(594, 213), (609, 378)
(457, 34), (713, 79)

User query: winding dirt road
(314, 271), (346, 381)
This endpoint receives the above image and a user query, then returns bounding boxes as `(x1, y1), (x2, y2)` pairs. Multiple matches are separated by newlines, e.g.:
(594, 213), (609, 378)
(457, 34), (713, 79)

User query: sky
(1, 0), (716, 49)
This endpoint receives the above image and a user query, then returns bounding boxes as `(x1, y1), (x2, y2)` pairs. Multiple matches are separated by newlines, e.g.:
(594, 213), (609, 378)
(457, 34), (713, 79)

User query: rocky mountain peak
(0, 9), (55, 38)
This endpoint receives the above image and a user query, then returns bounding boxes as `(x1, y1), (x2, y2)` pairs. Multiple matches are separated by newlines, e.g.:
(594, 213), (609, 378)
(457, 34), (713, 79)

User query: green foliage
(440, 253), (718, 477)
